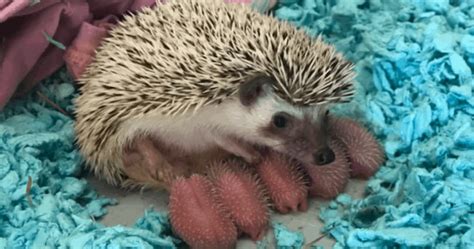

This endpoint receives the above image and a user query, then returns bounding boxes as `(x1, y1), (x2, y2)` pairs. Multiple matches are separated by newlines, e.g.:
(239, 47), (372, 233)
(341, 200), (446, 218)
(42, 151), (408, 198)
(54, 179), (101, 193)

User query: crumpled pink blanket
(0, 0), (158, 110)
(0, 0), (276, 111)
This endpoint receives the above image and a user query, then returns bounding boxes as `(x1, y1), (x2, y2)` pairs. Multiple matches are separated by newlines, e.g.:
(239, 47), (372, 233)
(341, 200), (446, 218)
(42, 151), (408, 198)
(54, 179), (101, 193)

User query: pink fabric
(0, 0), (272, 110)
(63, 15), (119, 79)
(0, 0), (156, 110)
(0, 0), (29, 23)
(0, 1), (12, 10)
(0, 0), (91, 103)
(0, 0), (12, 9)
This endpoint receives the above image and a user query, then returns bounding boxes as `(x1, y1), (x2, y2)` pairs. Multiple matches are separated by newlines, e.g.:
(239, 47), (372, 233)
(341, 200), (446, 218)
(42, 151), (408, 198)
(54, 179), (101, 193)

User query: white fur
(120, 89), (307, 157)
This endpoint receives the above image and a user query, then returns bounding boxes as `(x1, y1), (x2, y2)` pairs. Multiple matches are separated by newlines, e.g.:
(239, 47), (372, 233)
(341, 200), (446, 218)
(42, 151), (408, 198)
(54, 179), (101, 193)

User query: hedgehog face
(238, 75), (335, 166)
(260, 107), (335, 166)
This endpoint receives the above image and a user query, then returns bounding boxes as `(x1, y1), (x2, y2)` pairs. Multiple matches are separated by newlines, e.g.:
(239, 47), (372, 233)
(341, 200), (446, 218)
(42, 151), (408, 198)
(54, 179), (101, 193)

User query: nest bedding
(1, 0), (473, 248)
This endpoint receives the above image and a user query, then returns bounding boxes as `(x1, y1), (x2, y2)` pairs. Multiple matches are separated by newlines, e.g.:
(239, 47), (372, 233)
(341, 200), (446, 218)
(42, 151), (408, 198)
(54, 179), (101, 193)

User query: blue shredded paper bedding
(1, 0), (473, 248)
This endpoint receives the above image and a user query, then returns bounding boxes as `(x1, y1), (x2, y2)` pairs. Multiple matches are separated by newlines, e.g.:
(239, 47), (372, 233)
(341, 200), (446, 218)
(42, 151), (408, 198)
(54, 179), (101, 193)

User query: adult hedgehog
(75, 0), (384, 248)
(74, 0), (383, 247)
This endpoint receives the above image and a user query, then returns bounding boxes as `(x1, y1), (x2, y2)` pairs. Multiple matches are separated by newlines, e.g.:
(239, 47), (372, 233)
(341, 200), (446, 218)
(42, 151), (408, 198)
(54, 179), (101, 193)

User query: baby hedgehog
(74, 0), (384, 248)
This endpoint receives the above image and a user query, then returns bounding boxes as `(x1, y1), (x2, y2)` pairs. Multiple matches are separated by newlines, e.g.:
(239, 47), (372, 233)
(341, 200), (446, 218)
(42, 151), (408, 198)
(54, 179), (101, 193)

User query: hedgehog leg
(169, 175), (238, 249)
(213, 135), (262, 165)
(121, 136), (189, 189)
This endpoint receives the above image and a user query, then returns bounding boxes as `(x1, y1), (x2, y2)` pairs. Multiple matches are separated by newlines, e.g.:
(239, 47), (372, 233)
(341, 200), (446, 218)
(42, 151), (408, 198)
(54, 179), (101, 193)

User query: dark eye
(272, 113), (288, 128)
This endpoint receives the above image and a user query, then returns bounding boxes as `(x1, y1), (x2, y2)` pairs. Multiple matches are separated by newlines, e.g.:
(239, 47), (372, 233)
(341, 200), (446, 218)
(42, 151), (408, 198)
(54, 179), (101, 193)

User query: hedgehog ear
(239, 75), (274, 106)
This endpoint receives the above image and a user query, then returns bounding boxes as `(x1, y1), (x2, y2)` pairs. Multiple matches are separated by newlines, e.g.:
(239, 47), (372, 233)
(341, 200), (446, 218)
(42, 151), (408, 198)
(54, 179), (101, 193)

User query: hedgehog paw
(169, 175), (238, 249)
(122, 136), (187, 188)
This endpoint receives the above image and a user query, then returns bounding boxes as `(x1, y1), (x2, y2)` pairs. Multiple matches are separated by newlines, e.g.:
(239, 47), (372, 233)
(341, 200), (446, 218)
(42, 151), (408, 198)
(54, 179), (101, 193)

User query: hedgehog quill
(74, 0), (385, 248)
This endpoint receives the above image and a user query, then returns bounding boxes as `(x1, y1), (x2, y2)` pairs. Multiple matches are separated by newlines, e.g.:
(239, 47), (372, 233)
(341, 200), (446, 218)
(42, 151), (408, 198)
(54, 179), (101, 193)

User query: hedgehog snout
(313, 147), (335, 165)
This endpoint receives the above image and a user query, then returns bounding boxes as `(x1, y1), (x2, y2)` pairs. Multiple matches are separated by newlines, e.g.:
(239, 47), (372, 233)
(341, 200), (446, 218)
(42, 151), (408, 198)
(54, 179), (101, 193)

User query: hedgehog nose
(313, 147), (335, 165)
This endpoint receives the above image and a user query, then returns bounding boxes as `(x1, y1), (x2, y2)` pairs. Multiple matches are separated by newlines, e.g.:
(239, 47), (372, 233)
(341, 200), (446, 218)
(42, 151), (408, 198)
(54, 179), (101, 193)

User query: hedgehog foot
(121, 136), (195, 189)
(169, 175), (238, 249)
(122, 137), (173, 186)
(254, 151), (309, 214)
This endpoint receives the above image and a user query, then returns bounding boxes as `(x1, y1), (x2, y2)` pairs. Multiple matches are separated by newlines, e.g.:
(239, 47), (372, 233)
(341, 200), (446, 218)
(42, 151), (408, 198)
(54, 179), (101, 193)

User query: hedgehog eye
(272, 112), (290, 129)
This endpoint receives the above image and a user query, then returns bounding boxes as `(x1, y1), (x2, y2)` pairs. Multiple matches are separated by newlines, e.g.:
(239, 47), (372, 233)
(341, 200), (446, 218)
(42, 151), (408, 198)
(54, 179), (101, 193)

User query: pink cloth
(63, 15), (119, 79)
(0, 0), (156, 110)
(0, 0), (29, 23)
(0, 0), (273, 111)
